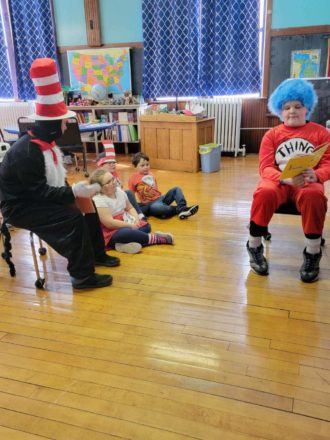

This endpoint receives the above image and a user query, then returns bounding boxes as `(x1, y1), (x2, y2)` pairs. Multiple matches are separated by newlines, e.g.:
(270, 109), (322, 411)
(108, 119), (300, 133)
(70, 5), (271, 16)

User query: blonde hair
(89, 168), (109, 185)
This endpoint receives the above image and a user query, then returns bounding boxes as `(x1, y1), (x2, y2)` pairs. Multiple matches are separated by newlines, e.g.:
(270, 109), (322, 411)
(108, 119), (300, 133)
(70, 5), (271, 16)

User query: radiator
(192, 97), (244, 156)
(0, 102), (35, 140)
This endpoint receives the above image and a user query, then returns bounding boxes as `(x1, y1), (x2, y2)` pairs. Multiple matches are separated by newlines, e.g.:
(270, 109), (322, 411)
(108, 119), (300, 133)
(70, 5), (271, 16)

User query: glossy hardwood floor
(1, 154), (330, 439)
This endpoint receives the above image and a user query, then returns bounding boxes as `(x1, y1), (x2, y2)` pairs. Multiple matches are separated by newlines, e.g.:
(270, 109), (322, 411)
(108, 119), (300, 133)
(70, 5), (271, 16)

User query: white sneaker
(115, 242), (142, 254)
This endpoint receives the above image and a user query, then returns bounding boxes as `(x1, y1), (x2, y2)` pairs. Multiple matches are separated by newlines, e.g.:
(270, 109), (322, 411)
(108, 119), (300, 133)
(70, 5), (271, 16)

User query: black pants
(2, 201), (106, 279)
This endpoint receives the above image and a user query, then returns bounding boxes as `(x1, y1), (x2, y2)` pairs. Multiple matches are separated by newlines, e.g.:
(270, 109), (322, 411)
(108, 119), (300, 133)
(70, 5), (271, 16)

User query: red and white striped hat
(97, 140), (116, 166)
(28, 58), (76, 120)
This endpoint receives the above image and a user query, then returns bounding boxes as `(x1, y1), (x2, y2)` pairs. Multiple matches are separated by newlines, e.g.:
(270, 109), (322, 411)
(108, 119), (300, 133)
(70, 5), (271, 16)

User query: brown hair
(132, 152), (149, 167)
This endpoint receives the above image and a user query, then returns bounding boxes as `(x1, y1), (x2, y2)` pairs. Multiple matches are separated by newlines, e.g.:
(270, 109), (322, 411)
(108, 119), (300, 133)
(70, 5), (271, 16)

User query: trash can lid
(199, 143), (221, 154)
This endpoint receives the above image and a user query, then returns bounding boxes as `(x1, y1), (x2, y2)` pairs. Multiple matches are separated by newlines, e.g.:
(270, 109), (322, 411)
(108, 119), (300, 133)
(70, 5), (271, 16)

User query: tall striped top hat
(28, 58), (76, 120)
(97, 140), (116, 166)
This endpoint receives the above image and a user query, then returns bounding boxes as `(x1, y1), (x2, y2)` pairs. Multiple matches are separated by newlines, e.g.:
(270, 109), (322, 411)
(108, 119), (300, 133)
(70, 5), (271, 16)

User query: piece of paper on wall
(290, 49), (321, 78)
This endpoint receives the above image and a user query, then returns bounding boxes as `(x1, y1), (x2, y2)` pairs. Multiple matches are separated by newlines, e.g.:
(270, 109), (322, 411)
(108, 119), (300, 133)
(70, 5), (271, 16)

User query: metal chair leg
(30, 232), (46, 289)
(82, 142), (89, 177)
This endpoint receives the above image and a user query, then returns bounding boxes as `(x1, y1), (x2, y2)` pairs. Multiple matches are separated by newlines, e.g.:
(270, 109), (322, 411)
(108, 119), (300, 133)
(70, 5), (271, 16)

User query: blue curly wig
(268, 78), (317, 120)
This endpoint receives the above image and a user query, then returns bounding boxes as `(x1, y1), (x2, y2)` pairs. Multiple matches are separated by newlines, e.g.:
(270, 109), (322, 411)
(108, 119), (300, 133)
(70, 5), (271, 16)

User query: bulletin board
(269, 33), (329, 94)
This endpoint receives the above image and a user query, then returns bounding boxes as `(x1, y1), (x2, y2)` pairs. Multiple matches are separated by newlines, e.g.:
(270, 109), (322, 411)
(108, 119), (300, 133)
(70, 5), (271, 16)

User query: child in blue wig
(247, 78), (330, 283)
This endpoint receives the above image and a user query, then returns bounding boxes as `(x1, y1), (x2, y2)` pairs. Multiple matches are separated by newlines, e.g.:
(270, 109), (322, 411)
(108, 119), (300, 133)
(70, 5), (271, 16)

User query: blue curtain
(142, 0), (200, 99)
(199, 0), (260, 95)
(9, 0), (57, 100)
(0, 16), (13, 98)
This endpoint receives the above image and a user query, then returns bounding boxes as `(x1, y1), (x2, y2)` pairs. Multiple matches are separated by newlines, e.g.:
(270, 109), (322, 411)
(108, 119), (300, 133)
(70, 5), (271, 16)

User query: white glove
(72, 182), (101, 198)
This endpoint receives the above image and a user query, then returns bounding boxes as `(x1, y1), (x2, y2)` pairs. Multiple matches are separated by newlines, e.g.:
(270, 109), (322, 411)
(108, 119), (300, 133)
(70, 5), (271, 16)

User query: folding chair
(0, 222), (47, 288)
(263, 201), (325, 246)
(0, 128), (17, 145)
(56, 117), (89, 177)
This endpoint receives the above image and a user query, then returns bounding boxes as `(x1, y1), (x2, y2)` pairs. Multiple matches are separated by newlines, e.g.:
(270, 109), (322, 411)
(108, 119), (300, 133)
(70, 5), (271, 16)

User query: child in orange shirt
(128, 152), (199, 219)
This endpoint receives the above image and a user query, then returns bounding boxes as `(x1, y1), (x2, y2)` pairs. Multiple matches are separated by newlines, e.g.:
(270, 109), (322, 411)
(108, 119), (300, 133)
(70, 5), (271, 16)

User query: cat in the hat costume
(0, 58), (120, 290)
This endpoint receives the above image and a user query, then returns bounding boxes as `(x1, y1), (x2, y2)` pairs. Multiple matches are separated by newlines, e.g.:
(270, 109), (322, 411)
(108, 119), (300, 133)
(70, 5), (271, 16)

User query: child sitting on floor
(97, 141), (145, 220)
(128, 152), (199, 219)
(90, 168), (174, 254)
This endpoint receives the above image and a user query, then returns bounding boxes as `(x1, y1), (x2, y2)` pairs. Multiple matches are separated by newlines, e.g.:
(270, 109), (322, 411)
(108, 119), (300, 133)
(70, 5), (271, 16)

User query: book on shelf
(75, 112), (84, 123)
(75, 111), (93, 123)
(128, 124), (138, 141)
(121, 125), (130, 141)
(127, 112), (135, 123)
(112, 129), (118, 142)
(111, 112), (119, 122)
(280, 142), (330, 179)
(118, 111), (129, 123)
(117, 125), (122, 142)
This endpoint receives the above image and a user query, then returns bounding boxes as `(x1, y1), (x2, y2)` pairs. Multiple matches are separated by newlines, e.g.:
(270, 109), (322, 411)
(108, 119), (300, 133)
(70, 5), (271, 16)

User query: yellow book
(280, 142), (330, 179)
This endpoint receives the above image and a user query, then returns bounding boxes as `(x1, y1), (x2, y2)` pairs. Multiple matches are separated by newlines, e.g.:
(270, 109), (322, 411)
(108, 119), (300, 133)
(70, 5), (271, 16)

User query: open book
(280, 142), (330, 179)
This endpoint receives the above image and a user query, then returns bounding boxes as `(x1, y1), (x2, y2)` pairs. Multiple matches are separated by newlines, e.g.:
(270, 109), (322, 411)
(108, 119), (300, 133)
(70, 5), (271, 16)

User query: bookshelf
(68, 104), (145, 155)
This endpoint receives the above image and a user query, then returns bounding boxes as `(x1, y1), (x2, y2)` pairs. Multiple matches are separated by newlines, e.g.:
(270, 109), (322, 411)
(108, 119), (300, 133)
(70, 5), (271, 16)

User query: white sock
(306, 237), (321, 255)
(248, 235), (262, 248)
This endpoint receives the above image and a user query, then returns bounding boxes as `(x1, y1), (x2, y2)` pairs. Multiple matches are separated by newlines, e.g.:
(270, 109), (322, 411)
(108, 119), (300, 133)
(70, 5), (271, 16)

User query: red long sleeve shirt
(259, 122), (330, 183)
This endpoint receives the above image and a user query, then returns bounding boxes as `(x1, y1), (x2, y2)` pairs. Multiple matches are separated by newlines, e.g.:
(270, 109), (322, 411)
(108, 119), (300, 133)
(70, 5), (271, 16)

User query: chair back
(56, 117), (82, 147)
(17, 117), (35, 137)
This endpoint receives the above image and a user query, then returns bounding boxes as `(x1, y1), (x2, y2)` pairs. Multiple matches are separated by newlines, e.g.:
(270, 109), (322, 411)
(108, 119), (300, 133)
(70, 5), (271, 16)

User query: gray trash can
(199, 143), (222, 173)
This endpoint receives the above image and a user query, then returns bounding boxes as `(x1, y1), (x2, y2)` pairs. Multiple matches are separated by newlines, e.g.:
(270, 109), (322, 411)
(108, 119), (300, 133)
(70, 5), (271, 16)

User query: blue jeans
(125, 190), (143, 215)
(109, 223), (151, 248)
(139, 186), (187, 218)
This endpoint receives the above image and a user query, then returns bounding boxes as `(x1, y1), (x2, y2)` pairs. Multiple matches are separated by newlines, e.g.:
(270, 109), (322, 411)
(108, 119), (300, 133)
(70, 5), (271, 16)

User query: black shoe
(300, 248), (322, 283)
(95, 254), (120, 267)
(246, 241), (269, 275)
(178, 204), (199, 219)
(72, 273), (113, 289)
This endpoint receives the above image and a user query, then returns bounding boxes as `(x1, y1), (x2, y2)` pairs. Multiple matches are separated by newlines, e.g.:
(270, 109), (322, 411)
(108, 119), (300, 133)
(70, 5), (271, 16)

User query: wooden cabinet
(140, 114), (215, 172)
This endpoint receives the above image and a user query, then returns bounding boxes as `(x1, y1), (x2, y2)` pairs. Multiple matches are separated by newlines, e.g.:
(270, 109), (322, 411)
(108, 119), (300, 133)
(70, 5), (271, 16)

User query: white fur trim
(43, 147), (66, 187)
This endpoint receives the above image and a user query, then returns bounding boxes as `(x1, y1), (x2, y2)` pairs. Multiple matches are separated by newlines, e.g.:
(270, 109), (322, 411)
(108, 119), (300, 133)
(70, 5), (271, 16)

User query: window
(0, 0), (57, 100)
(143, 0), (266, 99)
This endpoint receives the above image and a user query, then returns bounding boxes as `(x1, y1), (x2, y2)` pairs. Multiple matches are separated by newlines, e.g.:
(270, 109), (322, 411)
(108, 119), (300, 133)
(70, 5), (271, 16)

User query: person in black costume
(0, 58), (120, 290)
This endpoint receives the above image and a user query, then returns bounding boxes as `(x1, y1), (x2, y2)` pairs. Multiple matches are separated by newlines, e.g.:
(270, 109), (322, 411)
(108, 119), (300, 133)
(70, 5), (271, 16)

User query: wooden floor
(1, 154), (330, 439)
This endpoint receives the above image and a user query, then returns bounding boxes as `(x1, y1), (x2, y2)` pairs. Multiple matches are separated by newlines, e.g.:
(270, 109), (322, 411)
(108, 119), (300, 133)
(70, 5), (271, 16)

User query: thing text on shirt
(275, 137), (315, 170)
